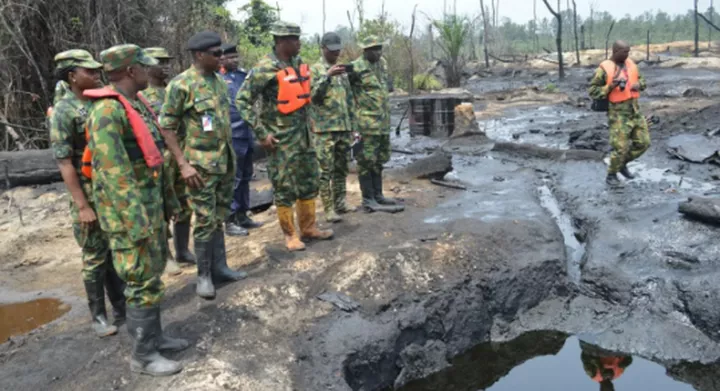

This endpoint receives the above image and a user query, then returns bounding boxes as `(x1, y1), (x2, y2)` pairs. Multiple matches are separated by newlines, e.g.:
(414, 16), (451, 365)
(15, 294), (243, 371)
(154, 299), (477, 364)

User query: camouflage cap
(270, 21), (301, 37)
(54, 49), (102, 71)
(359, 35), (385, 50)
(144, 47), (174, 60)
(100, 44), (159, 72)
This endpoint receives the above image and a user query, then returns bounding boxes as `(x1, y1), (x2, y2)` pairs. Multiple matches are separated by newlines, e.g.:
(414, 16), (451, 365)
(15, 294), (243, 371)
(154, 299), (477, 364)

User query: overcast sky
(229, 0), (702, 36)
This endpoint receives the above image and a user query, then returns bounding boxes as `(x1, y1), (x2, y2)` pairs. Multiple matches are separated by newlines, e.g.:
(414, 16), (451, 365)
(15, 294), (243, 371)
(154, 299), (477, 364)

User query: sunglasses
(207, 49), (223, 57)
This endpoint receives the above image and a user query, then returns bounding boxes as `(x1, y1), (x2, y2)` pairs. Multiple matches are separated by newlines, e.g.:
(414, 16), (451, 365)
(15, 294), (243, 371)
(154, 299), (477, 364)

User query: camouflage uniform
(589, 66), (650, 175)
(310, 58), (354, 218)
(50, 49), (125, 335)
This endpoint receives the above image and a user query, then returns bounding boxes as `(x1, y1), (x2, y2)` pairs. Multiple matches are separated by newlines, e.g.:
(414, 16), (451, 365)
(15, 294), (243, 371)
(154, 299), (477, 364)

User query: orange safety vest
(276, 64), (311, 114)
(591, 357), (625, 382)
(80, 87), (164, 179)
(600, 59), (640, 104)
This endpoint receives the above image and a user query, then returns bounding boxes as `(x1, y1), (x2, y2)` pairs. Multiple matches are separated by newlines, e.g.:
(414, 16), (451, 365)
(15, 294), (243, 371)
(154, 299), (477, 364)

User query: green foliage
(414, 74), (442, 91)
(433, 15), (472, 87)
(239, 0), (278, 46)
(545, 83), (558, 93)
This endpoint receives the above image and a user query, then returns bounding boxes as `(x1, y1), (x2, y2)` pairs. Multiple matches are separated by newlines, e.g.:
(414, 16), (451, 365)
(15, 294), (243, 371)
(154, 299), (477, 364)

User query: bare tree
(533, 0), (539, 52)
(711, 0), (715, 49)
(572, 0), (579, 65)
(605, 20), (615, 58)
(490, 0), (496, 28)
(589, 1), (596, 48)
(646, 30), (651, 61)
(480, 0), (491, 68)
(495, 0), (500, 27)
(403, 5), (418, 93)
(322, 0), (326, 35)
(542, 0), (565, 79)
(429, 24), (435, 59)
(695, 0), (700, 57)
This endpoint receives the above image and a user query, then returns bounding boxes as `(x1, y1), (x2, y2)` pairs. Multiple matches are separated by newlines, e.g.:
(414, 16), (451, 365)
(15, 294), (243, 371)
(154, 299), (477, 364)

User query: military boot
(619, 165), (635, 180)
(84, 278), (118, 337)
(151, 307), (189, 352)
(236, 212), (264, 229)
(164, 257), (182, 276)
(334, 180), (356, 214)
(173, 222), (196, 264)
(278, 206), (306, 251)
(127, 307), (183, 376)
(297, 199), (334, 241)
(212, 230), (247, 283)
(373, 170), (404, 209)
(360, 174), (401, 214)
(104, 261), (126, 325)
(195, 240), (215, 300)
(606, 173), (623, 187)
(225, 213), (249, 237)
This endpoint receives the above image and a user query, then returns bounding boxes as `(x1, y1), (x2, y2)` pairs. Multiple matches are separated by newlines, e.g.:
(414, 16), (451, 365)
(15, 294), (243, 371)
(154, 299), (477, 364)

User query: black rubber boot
(212, 230), (247, 283)
(236, 212), (264, 229)
(606, 173), (623, 187)
(127, 307), (183, 377)
(362, 173), (404, 213)
(173, 222), (196, 264)
(373, 170), (404, 209)
(83, 278), (118, 337)
(195, 240), (216, 300)
(226, 214), (249, 237)
(104, 258), (126, 325)
(619, 165), (635, 179)
(151, 307), (189, 352)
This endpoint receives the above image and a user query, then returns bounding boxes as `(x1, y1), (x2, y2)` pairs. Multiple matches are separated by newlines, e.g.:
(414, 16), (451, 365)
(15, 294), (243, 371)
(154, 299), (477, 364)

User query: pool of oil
(0, 298), (71, 342)
(397, 331), (705, 391)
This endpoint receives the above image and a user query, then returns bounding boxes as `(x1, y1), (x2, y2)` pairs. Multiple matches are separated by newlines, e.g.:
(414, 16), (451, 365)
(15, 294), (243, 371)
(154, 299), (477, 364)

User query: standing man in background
(220, 43), (263, 235)
(310, 32), (356, 223)
(142, 48), (173, 113)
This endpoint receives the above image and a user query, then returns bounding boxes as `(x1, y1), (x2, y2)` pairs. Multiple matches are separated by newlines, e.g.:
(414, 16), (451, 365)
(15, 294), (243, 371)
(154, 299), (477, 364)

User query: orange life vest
(80, 87), (164, 179)
(276, 64), (311, 114)
(591, 356), (625, 382)
(600, 59), (640, 104)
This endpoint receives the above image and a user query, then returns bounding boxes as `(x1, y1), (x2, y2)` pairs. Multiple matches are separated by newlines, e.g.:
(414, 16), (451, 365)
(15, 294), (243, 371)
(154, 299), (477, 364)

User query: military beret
(359, 35), (385, 50)
(54, 49), (102, 71)
(100, 44), (158, 72)
(270, 21), (301, 37)
(144, 47), (174, 60)
(221, 43), (237, 55)
(187, 31), (222, 51)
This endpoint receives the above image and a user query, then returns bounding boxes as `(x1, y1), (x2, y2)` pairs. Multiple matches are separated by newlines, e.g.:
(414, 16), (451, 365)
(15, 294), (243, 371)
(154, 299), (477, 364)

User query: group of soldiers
(48, 21), (403, 377)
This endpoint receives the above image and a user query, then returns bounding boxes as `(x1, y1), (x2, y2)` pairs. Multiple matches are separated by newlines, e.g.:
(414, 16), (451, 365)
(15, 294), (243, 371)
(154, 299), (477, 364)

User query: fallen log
(0, 149), (61, 188)
(678, 196), (720, 224)
(430, 179), (467, 190)
(492, 142), (605, 161)
(387, 152), (453, 180)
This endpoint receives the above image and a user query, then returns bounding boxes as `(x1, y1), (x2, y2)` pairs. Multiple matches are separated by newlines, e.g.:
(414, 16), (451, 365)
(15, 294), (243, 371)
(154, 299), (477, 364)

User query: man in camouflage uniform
(142, 47), (197, 268)
(349, 36), (404, 213)
(160, 31), (247, 300)
(236, 21), (334, 251)
(589, 40), (650, 187)
(86, 44), (188, 376)
(310, 32), (356, 223)
(49, 49), (125, 338)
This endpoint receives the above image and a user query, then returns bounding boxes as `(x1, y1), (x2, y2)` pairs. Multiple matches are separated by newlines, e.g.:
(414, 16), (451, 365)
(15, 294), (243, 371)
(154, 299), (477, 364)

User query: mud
(2, 65), (720, 391)
(0, 298), (70, 342)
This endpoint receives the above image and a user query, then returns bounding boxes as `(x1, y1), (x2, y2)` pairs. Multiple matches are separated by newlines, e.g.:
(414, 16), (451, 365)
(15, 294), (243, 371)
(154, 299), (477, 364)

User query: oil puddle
(0, 298), (71, 342)
(537, 185), (584, 283)
(479, 105), (584, 148)
(396, 331), (704, 391)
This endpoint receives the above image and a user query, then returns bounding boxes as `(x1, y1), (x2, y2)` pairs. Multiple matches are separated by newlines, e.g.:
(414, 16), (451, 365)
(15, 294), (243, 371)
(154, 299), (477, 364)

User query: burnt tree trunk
(480, 0), (491, 68)
(542, 0), (565, 79)
(572, 0), (580, 65)
(695, 0), (700, 57)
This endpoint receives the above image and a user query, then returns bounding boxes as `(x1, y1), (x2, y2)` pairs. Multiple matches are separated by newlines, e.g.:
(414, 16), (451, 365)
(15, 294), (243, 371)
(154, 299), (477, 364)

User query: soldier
(310, 32), (357, 223)
(160, 31), (247, 300)
(349, 36), (404, 213)
(86, 44), (187, 376)
(220, 43), (262, 234)
(49, 49), (125, 337)
(142, 47), (197, 269)
(589, 40), (650, 187)
(236, 21), (333, 252)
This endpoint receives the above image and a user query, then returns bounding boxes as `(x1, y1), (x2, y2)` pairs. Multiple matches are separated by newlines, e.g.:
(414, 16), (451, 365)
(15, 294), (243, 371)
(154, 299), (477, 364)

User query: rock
(678, 197), (720, 224)
(682, 88), (709, 98)
(676, 280), (720, 342)
(393, 340), (450, 389)
(569, 128), (608, 151)
(667, 134), (720, 163)
(387, 152), (453, 180)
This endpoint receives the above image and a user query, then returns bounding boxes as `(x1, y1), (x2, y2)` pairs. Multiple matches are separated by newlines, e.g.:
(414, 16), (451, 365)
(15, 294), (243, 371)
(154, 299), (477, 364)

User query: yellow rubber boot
(277, 206), (306, 252)
(297, 199), (334, 241)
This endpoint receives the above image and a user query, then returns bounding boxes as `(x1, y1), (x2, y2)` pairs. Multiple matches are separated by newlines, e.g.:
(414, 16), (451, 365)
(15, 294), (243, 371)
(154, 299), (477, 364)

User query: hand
(327, 65), (346, 77)
(180, 163), (204, 189)
(78, 205), (97, 226)
(610, 78), (622, 89)
(631, 83), (640, 92)
(261, 134), (279, 151)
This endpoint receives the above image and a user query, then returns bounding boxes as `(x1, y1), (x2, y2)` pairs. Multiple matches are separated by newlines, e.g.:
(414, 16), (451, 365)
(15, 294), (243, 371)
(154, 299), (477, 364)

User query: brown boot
(297, 199), (334, 241)
(277, 206), (306, 252)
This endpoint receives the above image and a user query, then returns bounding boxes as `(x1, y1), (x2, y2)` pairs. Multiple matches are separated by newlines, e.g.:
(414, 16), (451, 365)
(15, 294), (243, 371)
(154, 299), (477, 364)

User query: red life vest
(276, 64), (311, 114)
(600, 59), (640, 103)
(81, 87), (164, 179)
(591, 356), (625, 382)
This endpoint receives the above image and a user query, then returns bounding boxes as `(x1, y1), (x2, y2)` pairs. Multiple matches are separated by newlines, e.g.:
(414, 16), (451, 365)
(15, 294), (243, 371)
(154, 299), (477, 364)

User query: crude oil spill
(0, 298), (70, 341)
(397, 332), (701, 391)
(537, 185), (584, 283)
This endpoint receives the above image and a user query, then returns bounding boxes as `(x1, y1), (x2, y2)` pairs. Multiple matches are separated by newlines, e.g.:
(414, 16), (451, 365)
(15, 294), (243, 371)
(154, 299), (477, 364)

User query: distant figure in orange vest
(589, 40), (650, 187)
(580, 341), (633, 391)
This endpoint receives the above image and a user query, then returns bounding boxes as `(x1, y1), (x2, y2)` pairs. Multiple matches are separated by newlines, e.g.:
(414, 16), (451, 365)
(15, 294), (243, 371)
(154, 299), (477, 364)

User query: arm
(158, 82), (203, 188)
(588, 67), (611, 100)
(637, 71), (647, 92)
(88, 101), (152, 243)
(311, 63), (333, 105)
(236, 68), (270, 142)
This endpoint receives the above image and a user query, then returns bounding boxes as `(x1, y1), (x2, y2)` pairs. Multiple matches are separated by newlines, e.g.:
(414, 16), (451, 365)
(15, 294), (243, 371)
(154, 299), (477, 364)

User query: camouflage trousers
(268, 143), (319, 207)
(70, 183), (110, 283)
(315, 132), (351, 212)
(608, 109), (651, 174)
(188, 166), (234, 242)
(164, 151), (192, 224)
(110, 224), (168, 308)
(356, 134), (391, 177)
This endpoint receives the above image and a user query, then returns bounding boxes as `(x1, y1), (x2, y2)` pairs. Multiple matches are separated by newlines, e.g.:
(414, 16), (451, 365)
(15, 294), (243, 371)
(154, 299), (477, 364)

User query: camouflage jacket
(310, 59), (354, 133)
(49, 92), (91, 175)
(86, 85), (178, 249)
(588, 66), (647, 115)
(235, 52), (312, 149)
(142, 84), (166, 114)
(159, 66), (234, 174)
(349, 57), (391, 135)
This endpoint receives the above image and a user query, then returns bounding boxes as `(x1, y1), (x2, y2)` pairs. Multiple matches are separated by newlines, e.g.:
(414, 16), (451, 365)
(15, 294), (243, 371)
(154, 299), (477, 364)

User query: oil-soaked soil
(2, 65), (720, 390)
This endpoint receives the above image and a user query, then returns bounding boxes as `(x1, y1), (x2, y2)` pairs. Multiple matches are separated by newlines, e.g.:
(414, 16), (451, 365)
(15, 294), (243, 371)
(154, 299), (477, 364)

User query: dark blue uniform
(223, 68), (254, 216)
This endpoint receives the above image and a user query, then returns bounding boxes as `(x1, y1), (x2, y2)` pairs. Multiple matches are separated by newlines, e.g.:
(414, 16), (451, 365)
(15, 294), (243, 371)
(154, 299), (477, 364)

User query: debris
(666, 134), (720, 163)
(682, 88), (708, 98)
(493, 176), (506, 182)
(391, 148), (415, 155)
(678, 196), (720, 224)
(664, 251), (700, 264)
(387, 152), (453, 180)
(317, 291), (360, 312)
(430, 179), (467, 190)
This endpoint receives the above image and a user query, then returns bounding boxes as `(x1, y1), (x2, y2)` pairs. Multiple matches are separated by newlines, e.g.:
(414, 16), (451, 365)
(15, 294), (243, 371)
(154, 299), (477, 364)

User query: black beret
(187, 31), (222, 51)
(221, 43), (237, 54)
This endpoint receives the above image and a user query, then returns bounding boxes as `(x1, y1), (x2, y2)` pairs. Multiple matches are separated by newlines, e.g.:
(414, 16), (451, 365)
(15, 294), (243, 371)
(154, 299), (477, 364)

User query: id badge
(202, 115), (213, 132)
